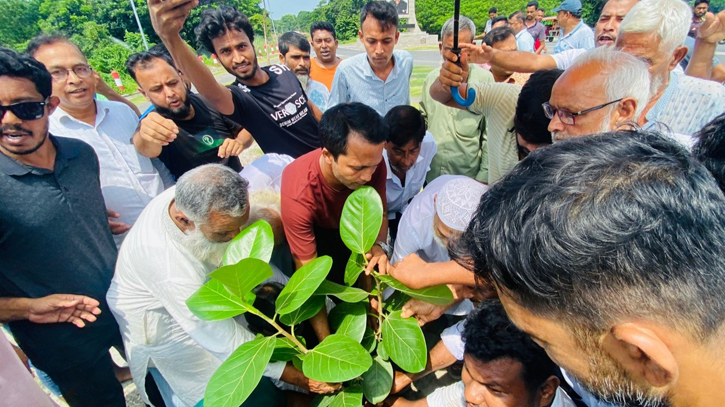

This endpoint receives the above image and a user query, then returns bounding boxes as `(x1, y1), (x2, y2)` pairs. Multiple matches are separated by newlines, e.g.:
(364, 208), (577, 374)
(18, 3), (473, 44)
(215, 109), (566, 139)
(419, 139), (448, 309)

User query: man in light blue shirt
(328, 1), (413, 116)
(510, 11), (536, 52)
(552, 0), (595, 53)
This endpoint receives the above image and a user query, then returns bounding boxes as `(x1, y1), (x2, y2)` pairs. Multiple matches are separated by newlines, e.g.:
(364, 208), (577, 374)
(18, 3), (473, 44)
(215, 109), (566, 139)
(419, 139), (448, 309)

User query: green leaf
(382, 311), (427, 373)
(329, 302), (367, 342)
(340, 186), (383, 254)
(361, 356), (393, 404)
(204, 336), (275, 407)
(279, 295), (326, 326)
(292, 355), (304, 371)
(186, 279), (254, 321)
(276, 256), (332, 315)
(383, 290), (411, 313)
(223, 220), (274, 265)
(271, 337), (302, 362)
(378, 275), (454, 305)
(361, 326), (377, 354)
(377, 338), (389, 361)
(344, 252), (366, 286)
(330, 384), (364, 407)
(315, 280), (369, 303)
(211, 258), (273, 298)
(311, 394), (336, 407)
(302, 334), (373, 382)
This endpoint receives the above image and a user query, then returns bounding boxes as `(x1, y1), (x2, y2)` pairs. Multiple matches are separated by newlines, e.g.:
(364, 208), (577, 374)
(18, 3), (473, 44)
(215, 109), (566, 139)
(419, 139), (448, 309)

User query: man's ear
(321, 147), (335, 165)
(614, 98), (638, 127)
(536, 376), (560, 407)
(394, 30), (400, 44)
(601, 323), (679, 388)
(47, 96), (61, 116)
(439, 41), (443, 52)
(358, 30), (364, 41)
(138, 87), (149, 101)
(174, 212), (194, 230)
(279, 54), (285, 64)
(669, 46), (688, 71)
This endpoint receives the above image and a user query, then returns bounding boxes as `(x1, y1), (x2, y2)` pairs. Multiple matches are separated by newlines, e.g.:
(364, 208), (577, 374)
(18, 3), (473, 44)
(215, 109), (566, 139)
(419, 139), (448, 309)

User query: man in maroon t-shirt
(281, 103), (390, 285)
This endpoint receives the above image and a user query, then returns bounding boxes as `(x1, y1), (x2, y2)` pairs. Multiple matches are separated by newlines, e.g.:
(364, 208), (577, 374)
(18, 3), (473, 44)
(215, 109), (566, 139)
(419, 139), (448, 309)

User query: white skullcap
(435, 178), (488, 231)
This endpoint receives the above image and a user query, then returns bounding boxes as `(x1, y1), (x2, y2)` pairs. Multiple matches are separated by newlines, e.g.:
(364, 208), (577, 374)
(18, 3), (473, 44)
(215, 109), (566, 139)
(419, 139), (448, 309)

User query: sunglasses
(0, 99), (49, 121)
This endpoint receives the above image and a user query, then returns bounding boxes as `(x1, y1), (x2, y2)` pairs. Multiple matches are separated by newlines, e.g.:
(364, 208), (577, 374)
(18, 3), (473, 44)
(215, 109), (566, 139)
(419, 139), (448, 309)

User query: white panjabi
(434, 177), (489, 231)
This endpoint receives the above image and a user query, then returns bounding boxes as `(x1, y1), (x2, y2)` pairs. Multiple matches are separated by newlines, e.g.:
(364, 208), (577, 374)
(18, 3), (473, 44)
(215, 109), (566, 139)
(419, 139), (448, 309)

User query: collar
(54, 99), (105, 128)
(0, 134), (78, 176)
(525, 20), (539, 29)
(515, 30), (525, 38)
(364, 52), (399, 81)
(562, 20), (585, 38)
(645, 71), (678, 124)
(384, 149), (424, 183)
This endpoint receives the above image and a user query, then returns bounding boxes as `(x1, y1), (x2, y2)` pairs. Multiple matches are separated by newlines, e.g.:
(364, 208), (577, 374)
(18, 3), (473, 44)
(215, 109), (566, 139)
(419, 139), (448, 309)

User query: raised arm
(148, 0), (235, 115)
(429, 50), (471, 110)
(686, 10), (725, 81)
(462, 42), (556, 73)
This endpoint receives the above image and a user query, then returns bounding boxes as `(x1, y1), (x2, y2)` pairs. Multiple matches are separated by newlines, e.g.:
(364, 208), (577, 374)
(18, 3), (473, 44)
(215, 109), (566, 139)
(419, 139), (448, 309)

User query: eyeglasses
(0, 99), (49, 121)
(48, 65), (93, 82)
(542, 99), (623, 125)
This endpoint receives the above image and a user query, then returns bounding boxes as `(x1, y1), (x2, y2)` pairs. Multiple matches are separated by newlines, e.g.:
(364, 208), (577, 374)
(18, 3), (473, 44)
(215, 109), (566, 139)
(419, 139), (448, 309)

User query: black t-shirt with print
(227, 64), (320, 158)
(157, 93), (243, 179)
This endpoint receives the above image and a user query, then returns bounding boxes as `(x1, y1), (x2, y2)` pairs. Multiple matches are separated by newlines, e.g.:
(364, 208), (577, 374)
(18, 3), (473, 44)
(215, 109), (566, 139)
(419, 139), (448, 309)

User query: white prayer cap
(435, 178), (488, 231)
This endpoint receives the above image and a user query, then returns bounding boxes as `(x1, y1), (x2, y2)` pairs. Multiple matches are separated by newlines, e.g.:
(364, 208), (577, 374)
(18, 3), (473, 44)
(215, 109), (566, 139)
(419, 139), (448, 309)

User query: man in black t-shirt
(127, 50), (250, 179)
(147, 2), (322, 158)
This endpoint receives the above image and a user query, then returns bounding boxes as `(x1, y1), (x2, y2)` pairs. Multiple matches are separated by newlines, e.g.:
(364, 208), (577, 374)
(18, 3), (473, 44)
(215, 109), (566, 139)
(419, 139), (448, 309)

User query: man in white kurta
(107, 166), (286, 407)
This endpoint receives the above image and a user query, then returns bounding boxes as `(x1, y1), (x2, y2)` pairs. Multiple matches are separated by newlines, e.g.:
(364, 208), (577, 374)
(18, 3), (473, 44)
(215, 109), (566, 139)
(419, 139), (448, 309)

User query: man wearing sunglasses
(26, 35), (172, 247)
(0, 48), (127, 406)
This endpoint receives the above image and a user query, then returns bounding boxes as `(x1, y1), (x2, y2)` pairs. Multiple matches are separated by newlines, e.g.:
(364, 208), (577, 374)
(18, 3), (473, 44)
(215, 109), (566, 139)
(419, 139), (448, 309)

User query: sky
(261, 0), (320, 19)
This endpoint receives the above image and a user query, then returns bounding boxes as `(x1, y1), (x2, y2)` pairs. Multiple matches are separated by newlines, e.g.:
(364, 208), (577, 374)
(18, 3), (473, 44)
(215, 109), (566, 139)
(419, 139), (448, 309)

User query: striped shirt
(468, 82), (522, 184)
(328, 50), (414, 116)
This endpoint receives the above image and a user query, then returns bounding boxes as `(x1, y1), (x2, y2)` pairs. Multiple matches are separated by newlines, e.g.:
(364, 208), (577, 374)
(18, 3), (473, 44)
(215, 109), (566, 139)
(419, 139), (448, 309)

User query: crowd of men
(2, 0), (725, 406)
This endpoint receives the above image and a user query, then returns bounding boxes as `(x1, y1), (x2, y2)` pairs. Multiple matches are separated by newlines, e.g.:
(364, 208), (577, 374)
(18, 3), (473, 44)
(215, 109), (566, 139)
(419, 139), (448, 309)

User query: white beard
(180, 227), (230, 267)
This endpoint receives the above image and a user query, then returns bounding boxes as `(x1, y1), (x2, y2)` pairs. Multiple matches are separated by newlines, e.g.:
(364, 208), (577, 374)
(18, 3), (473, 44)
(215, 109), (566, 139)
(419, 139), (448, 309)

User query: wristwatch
(374, 240), (392, 258)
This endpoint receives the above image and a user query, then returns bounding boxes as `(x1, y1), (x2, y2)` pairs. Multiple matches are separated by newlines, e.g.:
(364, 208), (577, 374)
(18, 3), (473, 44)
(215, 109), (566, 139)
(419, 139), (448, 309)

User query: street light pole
(129, 0), (150, 50)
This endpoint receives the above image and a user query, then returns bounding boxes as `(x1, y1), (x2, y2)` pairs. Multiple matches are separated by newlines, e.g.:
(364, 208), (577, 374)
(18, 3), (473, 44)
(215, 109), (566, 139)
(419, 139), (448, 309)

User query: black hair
(195, 6), (255, 54)
(489, 7), (498, 13)
(25, 34), (84, 58)
(0, 47), (52, 99)
(514, 69), (563, 145)
(695, 0), (709, 5)
(384, 105), (426, 147)
(246, 282), (287, 336)
(453, 131), (725, 342)
(509, 11), (526, 23)
(464, 301), (559, 392)
(490, 16), (510, 28)
(526, 1), (539, 9)
(125, 50), (177, 82)
(484, 26), (515, 46)
(693, 112), (725, 194)
(319, 102), (388, 159)
(360, 1), (399, 32)
(310, 21), (337, 40)
(540, 8), (546, 12)
(278, 31), (310, 56)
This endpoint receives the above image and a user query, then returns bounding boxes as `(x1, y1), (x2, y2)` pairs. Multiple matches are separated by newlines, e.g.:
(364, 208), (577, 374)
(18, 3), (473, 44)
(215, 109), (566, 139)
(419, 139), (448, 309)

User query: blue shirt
(516, 29), (536, 53)
(553, 20), (595, 53)
(328, 50), (414, 116)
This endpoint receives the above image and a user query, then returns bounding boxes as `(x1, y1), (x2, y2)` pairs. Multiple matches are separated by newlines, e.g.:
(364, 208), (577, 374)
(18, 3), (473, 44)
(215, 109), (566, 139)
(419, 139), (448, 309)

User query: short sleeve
(280, 171), (318, 261)
(440, 320), (465, 360)
(226, 86), (250, 128)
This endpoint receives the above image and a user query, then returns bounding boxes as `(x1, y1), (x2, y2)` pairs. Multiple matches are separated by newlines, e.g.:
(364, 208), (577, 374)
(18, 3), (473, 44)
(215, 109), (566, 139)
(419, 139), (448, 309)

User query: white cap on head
(435, 178), (488, 231)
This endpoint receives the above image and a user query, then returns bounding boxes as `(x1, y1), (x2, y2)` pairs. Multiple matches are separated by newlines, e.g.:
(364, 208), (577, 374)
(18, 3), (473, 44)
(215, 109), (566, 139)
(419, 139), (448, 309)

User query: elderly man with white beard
(107, 164), (338, 407)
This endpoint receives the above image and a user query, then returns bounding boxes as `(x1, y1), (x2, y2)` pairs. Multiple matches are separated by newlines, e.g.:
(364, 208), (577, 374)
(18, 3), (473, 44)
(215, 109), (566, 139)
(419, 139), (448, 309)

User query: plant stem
(248, 308), (309, 353)
(373, 272), (384, 341)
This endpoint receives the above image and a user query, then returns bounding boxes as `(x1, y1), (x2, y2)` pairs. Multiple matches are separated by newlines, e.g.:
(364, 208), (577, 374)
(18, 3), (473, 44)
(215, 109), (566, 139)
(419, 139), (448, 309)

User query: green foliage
(344, 252), (366, 286)
(186, 279), (254, 321)
(329, 302), (367, 342)
(361, 356), (393, 404)
(279, 295), (326, 326)
(314, 280), (369, 303)
(381, 311), (427, 373)
(204, 336), (276, 407)
(301, 334), (373, 382)
(211, 258), (273, 298)
(378, 275), (454, 305)
(276, 256), (332, 315)
(330, 384), (364, 407)
(222, 220), (274, 265)
(340, 186), (384, 255)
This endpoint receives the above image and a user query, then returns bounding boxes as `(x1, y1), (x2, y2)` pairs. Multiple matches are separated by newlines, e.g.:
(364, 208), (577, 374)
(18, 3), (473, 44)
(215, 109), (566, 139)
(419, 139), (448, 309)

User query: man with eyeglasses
(26, 34), (172, 247)
(545, 47), (650, 141)
(0, 47), (127, 407)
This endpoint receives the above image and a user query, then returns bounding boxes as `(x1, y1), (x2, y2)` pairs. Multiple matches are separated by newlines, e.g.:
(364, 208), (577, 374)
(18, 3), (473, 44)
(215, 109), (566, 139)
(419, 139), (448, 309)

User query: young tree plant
(186, 186), (454, 407)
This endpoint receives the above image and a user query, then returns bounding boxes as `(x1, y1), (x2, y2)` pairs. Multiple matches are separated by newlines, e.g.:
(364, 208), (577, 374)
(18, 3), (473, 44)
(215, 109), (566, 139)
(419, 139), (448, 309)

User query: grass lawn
(409, 65), (436, 108)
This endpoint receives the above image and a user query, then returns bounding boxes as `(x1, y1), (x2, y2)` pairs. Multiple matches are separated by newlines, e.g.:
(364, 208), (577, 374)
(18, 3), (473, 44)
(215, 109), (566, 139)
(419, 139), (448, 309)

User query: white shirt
(427, 381), (577, 407)
(391, 175), (462, 264)
(562, 369), (624, 407)
(107, 187), (286, 406)
(515, 29), (536, 53)
(239, 153), (295, 193)
(384, 132), (437, 219)
(49, 100), (167, 246)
